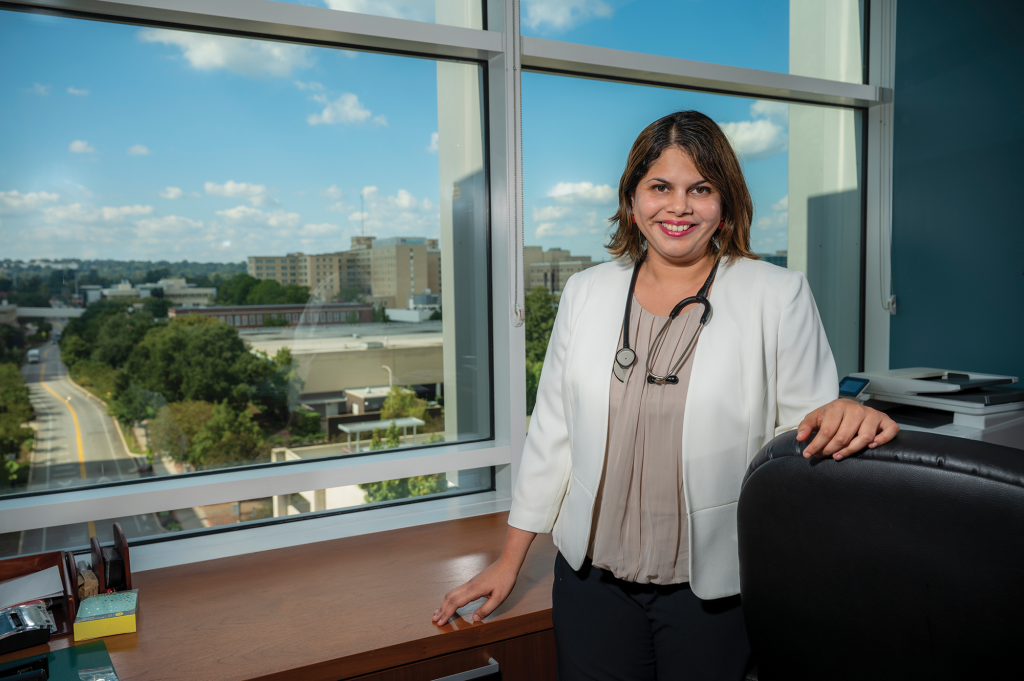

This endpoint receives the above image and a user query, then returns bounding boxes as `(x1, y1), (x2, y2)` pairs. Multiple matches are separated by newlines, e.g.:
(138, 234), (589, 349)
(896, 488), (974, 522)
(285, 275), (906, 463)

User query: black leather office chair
(738, 430), (1024, 681)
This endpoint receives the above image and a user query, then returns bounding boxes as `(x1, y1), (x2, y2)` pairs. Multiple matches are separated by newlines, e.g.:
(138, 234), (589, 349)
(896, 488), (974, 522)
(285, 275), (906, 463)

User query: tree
(372, 304), (389, 324)
(190, 401), (263, 466)
(109, 383), (152, 429)
(380, 386), (427, 422)
(148, 401), (216, 463)
(369, 428), (383, 451)
(143, 297), (173, 319)
(360, 474), (448, 503)
(215, 273), (259, 305)
(385, 421), (400, 448)
(93, 309), (155, 368)
(0, 364), (35, 474)
(429, 307), (442, 321)
(289, 409), (322, 437)
(0, 325), (26, 365)
(336, 286), (365, 303)
(59, 334), (90, 368)
(524, 287), (559, 413)
(124, 315), (265, 407)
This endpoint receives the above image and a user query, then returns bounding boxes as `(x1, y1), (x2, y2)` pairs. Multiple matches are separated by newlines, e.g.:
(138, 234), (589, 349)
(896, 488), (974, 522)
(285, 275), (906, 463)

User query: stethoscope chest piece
(613, 347), (636, 382)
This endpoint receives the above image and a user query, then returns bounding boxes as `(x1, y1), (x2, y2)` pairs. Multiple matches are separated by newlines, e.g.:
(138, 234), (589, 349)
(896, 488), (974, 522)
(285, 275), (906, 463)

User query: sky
(0, 1), (800, 265)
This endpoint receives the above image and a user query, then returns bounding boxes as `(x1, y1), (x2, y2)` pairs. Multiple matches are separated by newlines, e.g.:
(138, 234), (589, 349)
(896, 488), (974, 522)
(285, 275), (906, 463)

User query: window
(0, 0), (889, 567)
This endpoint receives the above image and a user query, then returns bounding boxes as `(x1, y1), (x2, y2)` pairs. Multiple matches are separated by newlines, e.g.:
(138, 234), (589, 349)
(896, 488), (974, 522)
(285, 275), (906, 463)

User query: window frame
(0, 0), (896, 570)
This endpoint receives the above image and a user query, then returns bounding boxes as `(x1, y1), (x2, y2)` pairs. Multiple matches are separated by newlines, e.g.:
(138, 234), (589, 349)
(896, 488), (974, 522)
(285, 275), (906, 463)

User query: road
(11, 324), (164, 554)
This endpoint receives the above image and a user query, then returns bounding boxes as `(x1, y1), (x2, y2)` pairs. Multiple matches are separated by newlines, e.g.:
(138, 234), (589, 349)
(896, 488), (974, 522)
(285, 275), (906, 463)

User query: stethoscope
(613, 257), (719, 385)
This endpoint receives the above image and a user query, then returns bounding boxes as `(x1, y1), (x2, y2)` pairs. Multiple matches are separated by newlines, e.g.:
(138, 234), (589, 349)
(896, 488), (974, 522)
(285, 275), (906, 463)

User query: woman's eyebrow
(690, 179), (711, 188)
(647, 177), (674, 185)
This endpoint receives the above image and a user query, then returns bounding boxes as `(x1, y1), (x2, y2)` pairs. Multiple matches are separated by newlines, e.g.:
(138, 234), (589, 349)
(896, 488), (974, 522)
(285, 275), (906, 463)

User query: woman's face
(631, 146), (723, 267)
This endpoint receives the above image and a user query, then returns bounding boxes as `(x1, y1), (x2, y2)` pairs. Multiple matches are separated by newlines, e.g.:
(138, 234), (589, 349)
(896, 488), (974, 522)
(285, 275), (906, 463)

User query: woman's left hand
(796, 399), (899, 461)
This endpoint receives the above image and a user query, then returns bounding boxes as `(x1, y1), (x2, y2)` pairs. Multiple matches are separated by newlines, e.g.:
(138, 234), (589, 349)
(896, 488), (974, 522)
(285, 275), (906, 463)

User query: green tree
(359, 474), (448, 503)
(380, 385), (428, 422)
(143, 297), (173, 319)
(59, 334), (91, 368)
(93, 309), (155, 368)
(148, 401), (216, 463)
(429, 307), (442, 321)
(385, 421), (400, 448)
(0, 364), (35, 473)
(190, 401), (263, 466)
(0, 325), (26, 365)
(289, 409), (322, 437)
(369, 428), (383, 451)
(372, 304), (390, 324)
(109, 383), (151, 429)
(524, 287), (559, 413)
(124, 316), (265, 407)
(336, 286), (365, 303)
(215, 273), (259, 305)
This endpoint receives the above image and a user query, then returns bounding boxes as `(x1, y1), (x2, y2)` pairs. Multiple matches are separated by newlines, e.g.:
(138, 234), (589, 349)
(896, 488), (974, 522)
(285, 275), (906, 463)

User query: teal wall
(890, 0), (1024, 378)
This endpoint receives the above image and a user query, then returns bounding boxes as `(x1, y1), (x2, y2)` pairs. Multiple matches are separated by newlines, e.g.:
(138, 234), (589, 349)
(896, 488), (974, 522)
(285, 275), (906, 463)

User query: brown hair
(606, 110), (757, 264)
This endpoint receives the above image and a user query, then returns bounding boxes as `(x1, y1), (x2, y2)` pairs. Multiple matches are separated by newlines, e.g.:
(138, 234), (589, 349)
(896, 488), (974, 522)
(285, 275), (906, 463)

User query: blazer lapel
(564, 259), (634, 493)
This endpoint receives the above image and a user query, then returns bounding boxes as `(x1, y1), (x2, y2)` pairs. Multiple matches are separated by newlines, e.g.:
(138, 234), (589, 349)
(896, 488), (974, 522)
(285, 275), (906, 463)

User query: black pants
(552, 553), (753, 681)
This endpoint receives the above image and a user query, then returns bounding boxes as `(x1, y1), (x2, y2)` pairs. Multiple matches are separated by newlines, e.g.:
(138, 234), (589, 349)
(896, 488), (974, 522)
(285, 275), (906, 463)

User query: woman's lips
(658, 221), (696, 237)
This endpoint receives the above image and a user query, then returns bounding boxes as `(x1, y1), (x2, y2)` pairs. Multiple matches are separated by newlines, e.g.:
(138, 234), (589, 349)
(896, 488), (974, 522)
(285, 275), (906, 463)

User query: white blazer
(508, 256), (838, 600)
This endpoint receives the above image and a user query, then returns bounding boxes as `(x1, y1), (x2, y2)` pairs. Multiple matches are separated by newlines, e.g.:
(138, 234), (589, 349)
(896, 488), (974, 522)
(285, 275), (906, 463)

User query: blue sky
(0, 1), (795, 264)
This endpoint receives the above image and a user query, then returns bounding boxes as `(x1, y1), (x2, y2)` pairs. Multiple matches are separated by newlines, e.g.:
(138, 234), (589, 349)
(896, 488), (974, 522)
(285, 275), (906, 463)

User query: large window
(0, 0), (891, 567)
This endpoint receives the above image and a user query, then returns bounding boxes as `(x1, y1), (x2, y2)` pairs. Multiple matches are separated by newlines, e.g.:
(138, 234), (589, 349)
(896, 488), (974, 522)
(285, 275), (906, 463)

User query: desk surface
(0, 512), (556, 681)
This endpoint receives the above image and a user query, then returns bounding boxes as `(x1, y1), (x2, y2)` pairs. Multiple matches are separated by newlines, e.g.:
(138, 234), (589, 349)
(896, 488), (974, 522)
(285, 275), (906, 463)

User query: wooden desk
(0, 512), (558, 681)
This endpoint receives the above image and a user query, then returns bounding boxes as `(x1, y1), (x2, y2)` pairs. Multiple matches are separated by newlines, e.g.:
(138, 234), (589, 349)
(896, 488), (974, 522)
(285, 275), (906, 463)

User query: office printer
(849, 368), (1024, 451)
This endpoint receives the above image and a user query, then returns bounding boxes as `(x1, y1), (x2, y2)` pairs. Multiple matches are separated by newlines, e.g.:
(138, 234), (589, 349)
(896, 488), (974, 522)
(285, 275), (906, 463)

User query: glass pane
(0, 466), (493, 558)
(521, 0), (867, 84)
(0, 11), (491, 497)
(262, 0), (483, 29)
(521, 72), (862, 415)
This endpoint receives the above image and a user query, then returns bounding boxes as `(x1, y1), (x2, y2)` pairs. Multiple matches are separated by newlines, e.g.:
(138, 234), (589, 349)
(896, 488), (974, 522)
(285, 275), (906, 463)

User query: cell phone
(838, 376), (870, 398)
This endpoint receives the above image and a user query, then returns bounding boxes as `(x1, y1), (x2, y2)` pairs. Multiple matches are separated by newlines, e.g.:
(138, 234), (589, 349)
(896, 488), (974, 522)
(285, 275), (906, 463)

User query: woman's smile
(658, 220), (698, 237)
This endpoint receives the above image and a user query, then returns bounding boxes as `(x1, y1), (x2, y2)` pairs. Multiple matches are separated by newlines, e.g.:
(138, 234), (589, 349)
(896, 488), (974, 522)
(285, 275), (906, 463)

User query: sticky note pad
(74, 590), (138, 641)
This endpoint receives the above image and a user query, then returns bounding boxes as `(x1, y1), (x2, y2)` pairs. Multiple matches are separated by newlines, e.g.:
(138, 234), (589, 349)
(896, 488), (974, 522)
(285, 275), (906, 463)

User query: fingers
(433, 583), (482, 626)
(869, 415), (900, 448)
(822, 407), (872, 459)
(795, 409), (821, 443)
(831, 410), (884, 460)
(472, 590), (508, 623)
(802, 404), (845, 458)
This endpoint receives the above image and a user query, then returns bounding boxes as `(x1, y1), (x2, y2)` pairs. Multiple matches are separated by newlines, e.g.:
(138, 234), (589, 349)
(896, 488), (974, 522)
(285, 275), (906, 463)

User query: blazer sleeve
(774, 271), (839, 436)
(507, 274), (578, 534)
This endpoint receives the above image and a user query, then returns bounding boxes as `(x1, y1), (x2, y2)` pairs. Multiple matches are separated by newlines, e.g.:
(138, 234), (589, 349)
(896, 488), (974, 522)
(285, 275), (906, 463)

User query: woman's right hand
(432, 526), (537, 625)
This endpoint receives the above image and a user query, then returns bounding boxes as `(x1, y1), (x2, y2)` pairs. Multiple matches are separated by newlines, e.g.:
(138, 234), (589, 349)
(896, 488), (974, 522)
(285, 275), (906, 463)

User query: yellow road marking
(39, 345), (95, 538)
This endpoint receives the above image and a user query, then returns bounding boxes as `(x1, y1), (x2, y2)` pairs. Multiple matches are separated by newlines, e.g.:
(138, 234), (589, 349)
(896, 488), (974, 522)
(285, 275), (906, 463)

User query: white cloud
(69, 140), (95, 154)
(28, 83), (50, 96)
(138, 29), (314, 77)
(160, 187), (184, 199)
(67, 87), (89, 96)
(427, 131), (439, 153)
(204, 180), (272, 207)
(294, 80), (324, 91)
(522, 0), (612, 32)
(0, 190), (61, 214)
(299, 222), (343, 236)
(322, 185), (343, 200)
(751, 100), (788, 126)
(43, 203), (153, 223)
(532, 205), (572, 222)
(532, 207), (606, 239)
(718, 100), (789, 161)
(135, 215), (204, 236)
(307, 93), (382, 126)
(547, 181), (616, 204)
(127, 144), (151, 156)
(216, 205), (301, 229)
(346, 186), (438, 235)
(323, 0), (433, 22)
(752, 194), (789, 254)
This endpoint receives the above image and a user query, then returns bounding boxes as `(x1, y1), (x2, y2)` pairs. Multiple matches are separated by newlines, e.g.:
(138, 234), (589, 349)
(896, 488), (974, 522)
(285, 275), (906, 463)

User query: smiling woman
(0, 7), (495, 557)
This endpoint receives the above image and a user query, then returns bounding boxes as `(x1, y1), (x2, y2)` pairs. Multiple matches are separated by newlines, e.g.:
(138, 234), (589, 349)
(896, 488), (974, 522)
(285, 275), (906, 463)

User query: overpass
(7, 306), (85, 319)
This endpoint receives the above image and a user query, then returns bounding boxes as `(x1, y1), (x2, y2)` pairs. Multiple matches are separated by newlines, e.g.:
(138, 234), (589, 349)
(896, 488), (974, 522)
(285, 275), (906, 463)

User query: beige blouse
(588, 297), (703, 585)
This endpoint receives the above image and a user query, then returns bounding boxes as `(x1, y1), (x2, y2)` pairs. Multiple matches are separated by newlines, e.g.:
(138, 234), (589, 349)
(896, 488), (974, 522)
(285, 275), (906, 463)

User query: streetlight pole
(381, 364), (393, 389)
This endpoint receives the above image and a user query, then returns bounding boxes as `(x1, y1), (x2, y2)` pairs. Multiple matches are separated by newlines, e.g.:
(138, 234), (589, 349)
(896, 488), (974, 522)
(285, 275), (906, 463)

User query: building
(0, 301), (17, 327)
(248, 236), (442, 309)
(168, 302), (373, 329)
(758, 252), (789, 268)
(523, 245), (599, 294)
(96, 278), (216, 306)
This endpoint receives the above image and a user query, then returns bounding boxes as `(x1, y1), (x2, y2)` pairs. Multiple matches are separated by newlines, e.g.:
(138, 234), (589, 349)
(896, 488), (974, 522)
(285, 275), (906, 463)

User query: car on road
(27, 349), (40, 363)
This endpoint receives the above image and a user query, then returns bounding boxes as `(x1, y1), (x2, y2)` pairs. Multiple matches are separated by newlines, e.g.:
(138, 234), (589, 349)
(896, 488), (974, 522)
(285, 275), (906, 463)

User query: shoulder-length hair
(606, 110), (758, 264)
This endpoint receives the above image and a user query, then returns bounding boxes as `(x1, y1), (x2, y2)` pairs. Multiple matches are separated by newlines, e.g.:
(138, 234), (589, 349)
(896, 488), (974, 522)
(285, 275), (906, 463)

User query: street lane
(9, 322), (164, 555)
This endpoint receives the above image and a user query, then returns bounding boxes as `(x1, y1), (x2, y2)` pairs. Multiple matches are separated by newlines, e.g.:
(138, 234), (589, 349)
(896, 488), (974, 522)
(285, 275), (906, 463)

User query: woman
(433, 111), (898, 679)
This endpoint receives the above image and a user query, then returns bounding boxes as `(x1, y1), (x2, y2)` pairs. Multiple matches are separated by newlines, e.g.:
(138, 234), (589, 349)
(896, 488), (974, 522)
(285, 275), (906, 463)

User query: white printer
(846, 368), (1024, 451)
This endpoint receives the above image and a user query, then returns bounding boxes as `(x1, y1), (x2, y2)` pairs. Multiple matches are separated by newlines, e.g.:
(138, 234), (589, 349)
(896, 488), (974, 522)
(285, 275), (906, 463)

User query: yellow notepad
(74, 590), (138, 641)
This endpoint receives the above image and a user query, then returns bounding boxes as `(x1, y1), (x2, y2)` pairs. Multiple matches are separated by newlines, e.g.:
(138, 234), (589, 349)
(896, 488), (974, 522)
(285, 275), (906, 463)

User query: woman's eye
(692, 186), (710, 195)
(653, 184), (669, 192)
